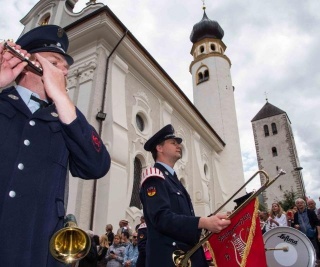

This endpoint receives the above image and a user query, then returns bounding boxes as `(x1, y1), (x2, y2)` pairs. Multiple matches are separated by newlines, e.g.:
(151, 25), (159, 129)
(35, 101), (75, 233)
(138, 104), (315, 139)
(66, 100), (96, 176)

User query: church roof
(190, 11), (224, 43)
(251, 102), (287, 122)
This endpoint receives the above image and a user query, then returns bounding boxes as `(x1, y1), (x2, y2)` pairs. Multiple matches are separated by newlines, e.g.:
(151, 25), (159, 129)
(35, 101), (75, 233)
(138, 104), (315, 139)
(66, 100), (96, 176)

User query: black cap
(233, 192), (253, 208)
(144, 124), (182, 152)
(16, 25), (74, 65)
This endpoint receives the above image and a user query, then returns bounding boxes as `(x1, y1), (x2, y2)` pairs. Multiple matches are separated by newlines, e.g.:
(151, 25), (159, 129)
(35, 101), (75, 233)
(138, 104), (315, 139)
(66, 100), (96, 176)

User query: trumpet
(3, 41), (43, 76)
(172, 169), (286, 267)
(49, 214), (91, 264)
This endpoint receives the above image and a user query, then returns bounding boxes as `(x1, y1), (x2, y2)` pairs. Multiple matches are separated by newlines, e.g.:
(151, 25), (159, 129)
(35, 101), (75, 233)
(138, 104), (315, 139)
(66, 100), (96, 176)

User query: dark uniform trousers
(0, 87), (110, 267)
(140, 163), (207, 267)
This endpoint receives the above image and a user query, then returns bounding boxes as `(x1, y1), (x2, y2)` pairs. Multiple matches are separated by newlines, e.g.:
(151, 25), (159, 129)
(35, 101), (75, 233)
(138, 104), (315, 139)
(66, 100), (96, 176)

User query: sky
(1, 0), (320, 207)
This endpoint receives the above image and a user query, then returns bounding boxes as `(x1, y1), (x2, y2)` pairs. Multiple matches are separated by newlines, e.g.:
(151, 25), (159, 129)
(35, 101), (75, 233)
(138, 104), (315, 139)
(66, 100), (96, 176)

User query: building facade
(251, 101), (306, 208)
(17, 0), (245, 235)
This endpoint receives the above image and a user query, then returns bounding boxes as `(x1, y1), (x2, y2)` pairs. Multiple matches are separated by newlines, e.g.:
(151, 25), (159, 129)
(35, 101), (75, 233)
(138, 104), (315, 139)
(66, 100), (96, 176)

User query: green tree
(278, 189), (299, 211)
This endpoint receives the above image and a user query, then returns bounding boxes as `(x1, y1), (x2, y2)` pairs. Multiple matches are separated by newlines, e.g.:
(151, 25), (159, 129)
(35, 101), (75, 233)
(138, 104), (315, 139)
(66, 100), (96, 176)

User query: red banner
(209, 198), (267, 267)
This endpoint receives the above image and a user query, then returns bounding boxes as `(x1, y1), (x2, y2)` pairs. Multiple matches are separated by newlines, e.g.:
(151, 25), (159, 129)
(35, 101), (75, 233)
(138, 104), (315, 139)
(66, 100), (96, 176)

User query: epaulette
(140, 167), (165, 186)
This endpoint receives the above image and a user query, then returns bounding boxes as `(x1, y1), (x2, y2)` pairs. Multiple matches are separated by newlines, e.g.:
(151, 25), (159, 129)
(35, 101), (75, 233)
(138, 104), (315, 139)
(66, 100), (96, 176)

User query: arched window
(272, 147), (278, 157)
(271, 123), (278, 135)
(203, 70), (209, 81)
(210, 43), (216, 51)
(130, 157), (142, 209)
(197, 67), (209, 84)
(264, 125), (269, 137)
(200, 46), (205, 53)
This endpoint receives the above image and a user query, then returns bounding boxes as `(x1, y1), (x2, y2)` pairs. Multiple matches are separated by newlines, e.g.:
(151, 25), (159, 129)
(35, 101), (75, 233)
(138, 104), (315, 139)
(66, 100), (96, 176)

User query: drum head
(263, 227), (316, 267)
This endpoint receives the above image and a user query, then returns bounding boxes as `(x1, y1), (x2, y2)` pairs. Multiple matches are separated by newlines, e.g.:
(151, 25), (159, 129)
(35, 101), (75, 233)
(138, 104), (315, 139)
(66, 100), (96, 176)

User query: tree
(278, 189), (299, 211)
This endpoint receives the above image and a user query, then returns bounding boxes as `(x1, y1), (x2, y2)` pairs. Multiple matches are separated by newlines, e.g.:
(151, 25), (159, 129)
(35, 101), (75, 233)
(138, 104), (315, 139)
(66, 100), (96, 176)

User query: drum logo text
(277, 234), (298, 245)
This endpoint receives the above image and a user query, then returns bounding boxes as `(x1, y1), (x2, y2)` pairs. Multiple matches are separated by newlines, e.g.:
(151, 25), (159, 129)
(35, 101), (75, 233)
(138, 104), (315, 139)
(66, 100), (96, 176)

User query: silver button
(24, 140), (30, 146)
(9, 191), (16, 198)
(29, 120), (35, 126)
(18, 163), (24, 170)
(51, 112), (59, 117)
(172, 242), (176, 246)
(177, 192), (181, 195)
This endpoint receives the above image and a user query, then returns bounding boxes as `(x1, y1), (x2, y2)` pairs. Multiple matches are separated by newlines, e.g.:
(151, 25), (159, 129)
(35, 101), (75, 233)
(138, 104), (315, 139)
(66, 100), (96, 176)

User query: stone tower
(190, 7), (245, 201)
(251, 101), (306, 208)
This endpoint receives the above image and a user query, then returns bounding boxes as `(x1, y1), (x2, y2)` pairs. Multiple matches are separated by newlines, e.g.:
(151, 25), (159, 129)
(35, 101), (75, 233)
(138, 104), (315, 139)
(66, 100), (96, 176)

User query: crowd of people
(259, 198), (320, 265)
(77, 218), (146, 267)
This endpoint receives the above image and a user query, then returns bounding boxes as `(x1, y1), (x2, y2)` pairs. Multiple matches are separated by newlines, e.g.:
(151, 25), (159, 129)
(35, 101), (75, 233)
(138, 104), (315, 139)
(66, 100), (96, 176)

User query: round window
(136, 114), (145, 132)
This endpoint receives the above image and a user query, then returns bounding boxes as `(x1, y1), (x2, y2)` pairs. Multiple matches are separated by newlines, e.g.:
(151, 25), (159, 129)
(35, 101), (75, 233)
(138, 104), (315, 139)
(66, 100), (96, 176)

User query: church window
(210, 43), (216, 51)
(264, 125), (269, 137)
(272, 147), (278, 157)
(271, 123), (278, 135)
(39, 14), (50, 25)
(197, 67), (209, 84)
(130, 157), (142, 209)
(200, 45), (205, 53)
(136, 114), (145, 132)
(203, 70), (209, 81)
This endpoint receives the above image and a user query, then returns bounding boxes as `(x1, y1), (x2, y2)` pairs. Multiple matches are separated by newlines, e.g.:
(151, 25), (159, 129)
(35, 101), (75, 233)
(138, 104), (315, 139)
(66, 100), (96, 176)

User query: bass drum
(263, 226), (316, 267)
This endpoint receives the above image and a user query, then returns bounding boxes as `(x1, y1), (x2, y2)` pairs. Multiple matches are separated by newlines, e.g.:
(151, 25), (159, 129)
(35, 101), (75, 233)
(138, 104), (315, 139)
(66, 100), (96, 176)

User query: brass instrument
(3, 42), (43, 76)
(172, 169), (286, 267)
(49, 214), (91, 264)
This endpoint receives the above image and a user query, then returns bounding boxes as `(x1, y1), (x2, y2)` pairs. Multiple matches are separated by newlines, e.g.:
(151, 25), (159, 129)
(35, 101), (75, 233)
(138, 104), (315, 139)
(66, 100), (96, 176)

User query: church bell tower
(190, 6), (245, 198)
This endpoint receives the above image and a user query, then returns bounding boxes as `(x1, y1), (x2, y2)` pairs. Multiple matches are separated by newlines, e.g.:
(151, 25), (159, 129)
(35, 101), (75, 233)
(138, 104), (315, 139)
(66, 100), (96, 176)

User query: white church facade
(17, 0), (245, 235)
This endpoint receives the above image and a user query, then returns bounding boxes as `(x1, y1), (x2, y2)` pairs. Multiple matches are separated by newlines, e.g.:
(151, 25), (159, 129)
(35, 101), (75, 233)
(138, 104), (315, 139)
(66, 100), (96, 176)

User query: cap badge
(147, 186), (156, 197)
(8, 94), (19, 100)
(57, 28), (64, 38)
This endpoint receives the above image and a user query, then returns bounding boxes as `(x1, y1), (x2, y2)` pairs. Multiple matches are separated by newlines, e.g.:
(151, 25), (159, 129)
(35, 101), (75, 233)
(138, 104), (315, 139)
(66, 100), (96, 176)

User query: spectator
(78, 230), (98, 267)
(294, 198), (320, 264)
(265, 202), (287, 231)
(105, 224), (115, 247)
(136, 223), (147, 267)
(123, 232), (139, 267)
(121, 231), (131, 247)
(286, 209), (295, 227)
(105, 234), (125, 267)
(259, 211), (269, 234)
(97, 235), (109, 267)
(135, 216), (145, 231)
(117, 219), (133, 238)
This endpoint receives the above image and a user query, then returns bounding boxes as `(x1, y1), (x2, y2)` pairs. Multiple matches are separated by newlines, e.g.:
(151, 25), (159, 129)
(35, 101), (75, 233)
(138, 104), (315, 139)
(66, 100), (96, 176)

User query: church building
(17, 0), (245, 234)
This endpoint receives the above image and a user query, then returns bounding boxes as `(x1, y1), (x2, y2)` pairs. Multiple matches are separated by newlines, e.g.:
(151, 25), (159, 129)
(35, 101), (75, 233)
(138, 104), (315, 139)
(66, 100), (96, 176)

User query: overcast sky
(2, 0), (320, 206)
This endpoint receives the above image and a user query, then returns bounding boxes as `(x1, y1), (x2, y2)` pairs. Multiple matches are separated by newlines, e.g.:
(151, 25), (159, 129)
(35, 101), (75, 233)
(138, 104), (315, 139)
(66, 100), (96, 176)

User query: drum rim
(263, 226), (316, 267)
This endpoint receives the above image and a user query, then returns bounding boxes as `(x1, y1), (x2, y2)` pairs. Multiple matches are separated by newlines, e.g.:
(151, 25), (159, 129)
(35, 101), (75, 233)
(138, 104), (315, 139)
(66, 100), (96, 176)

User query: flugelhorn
(49, 214), (91, 264)
(172, 169), (286, 267)
(3, 41), (43, 76)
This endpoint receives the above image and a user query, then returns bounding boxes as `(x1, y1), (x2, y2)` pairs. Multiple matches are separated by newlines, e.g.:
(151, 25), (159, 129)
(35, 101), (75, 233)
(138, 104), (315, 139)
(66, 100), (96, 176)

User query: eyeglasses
(133, 236), (138, 238)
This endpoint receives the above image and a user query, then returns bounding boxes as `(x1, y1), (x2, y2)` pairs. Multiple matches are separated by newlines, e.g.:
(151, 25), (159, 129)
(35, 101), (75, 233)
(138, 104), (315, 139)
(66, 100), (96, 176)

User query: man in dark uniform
(0, 25), (110, 267)
(139, 124), (230, 267)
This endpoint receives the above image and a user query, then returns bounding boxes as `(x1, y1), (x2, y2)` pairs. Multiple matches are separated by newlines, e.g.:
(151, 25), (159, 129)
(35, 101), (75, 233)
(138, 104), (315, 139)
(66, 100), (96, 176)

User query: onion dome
(190, 10), (224, 43)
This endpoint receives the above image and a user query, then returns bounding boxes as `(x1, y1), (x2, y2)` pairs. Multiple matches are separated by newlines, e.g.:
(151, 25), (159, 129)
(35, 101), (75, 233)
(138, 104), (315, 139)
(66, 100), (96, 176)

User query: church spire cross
(264, 91), (269, 102)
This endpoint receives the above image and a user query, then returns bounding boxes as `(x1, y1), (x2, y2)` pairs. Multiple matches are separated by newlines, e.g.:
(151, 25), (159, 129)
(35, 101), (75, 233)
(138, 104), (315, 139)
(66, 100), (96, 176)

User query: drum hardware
(172, 169), (286, 267)
(265, 246), (288, 252)
(3, 41), (43, 76)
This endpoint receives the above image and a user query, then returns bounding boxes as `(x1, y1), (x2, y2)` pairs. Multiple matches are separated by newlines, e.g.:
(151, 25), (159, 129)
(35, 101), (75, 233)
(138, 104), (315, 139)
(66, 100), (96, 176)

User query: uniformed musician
(139, 124), (230, 267)
(0, 25), (110, 267)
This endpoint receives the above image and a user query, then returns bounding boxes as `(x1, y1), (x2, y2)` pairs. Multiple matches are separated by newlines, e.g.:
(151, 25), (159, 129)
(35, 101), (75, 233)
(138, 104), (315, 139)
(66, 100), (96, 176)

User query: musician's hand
(199, 213), (231, 233)
(0, 42), (28, 88)
(35, 53), (76, 124)
(294, 224), (300, 230)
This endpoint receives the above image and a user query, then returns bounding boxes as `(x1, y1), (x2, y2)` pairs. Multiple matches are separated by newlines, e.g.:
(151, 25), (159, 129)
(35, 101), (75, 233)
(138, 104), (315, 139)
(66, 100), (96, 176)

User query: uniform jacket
(139, 163), (207, 267)
(0, 87), (110, 267)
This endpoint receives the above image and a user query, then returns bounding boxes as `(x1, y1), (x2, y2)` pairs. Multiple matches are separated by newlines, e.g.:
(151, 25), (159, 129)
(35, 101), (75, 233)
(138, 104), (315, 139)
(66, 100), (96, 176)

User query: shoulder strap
(140, 167), (165, 186)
